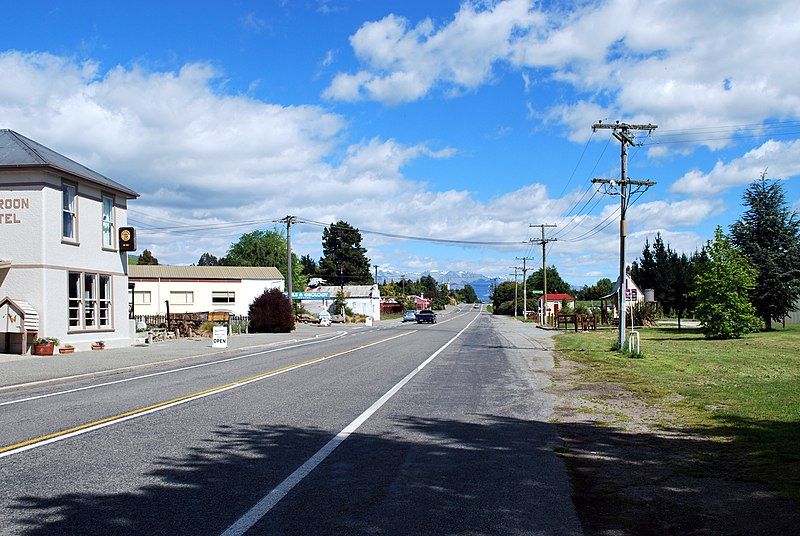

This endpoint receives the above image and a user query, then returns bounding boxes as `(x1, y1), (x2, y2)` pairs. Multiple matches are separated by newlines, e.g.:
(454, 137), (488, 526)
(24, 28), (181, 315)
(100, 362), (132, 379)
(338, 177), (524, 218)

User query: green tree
(490, 281), (516, 315)
(299, 254), (318, 277)
(461, 284), (478, 303)
(221, 230), (303, 290)
(197, 252), (219, 266)
(138, 249), (159, 265)
(527, 266), (571, 295)
(419, 275), (438, 298)
(731, 178), (800, 329)
(576, 278), (613, 300)
(318, 221), (372, 285)
(693, 227), (760, 339)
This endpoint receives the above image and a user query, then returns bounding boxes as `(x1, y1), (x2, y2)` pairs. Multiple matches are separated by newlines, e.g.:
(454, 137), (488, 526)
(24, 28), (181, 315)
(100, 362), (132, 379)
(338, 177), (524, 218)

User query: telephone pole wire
(591, 120), (657, 350)
(530, 224), (557, 325)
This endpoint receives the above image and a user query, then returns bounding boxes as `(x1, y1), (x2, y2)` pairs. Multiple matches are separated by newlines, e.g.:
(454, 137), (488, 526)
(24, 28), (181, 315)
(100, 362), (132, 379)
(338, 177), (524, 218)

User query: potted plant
(91, 340), (105, 350)
(59, 343), (75, 354)
(33, 337), (59, 356)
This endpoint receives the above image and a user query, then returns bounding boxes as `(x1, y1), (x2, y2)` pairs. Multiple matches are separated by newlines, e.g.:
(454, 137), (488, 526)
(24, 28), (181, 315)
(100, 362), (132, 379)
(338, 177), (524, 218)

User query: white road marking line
(0, 331), (416, 459)
(0, 331), (349, 407)
(220, 312), (482, 536)
(0, 331), (350, 394)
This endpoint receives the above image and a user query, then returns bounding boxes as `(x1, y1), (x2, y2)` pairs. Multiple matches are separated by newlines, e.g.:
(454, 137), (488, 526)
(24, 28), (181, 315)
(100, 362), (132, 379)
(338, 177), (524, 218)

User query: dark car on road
(416, 310), (437, 324)
(402, 310), (417, 322)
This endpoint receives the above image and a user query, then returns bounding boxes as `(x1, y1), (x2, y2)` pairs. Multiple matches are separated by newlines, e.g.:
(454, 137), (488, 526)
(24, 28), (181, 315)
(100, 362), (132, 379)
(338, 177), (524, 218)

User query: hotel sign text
(0, 198), (29, 224)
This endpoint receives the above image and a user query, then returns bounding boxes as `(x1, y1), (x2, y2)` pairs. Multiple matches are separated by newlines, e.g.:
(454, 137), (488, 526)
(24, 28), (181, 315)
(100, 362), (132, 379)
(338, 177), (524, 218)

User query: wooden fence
(133, 314), (250, 335)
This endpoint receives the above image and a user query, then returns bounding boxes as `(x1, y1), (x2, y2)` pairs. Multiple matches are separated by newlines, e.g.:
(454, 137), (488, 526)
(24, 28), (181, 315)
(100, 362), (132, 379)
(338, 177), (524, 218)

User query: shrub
(630, 301), (658, 327)
(249, 288), (295, 333)
(198, 321), (216, 336)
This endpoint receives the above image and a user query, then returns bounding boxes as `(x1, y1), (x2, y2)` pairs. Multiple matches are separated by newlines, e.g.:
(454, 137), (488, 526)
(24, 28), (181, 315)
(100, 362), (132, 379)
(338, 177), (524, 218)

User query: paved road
(0, 308), (581, 535)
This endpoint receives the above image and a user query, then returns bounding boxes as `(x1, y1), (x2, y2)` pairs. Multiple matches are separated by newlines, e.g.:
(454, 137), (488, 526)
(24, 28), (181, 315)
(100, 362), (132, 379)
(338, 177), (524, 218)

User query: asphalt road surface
(0, 307), (581, 535)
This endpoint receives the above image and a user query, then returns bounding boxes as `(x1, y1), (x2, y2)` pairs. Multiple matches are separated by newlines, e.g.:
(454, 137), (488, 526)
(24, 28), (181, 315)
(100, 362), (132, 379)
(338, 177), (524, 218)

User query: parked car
(473, 303), (480, 309)
(416, 310), (437, 324)
(402, 310), (417, 322)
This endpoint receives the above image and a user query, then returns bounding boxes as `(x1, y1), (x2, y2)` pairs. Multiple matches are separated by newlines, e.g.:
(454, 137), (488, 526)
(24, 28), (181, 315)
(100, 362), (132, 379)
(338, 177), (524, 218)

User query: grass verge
(555, 324), (800, 501)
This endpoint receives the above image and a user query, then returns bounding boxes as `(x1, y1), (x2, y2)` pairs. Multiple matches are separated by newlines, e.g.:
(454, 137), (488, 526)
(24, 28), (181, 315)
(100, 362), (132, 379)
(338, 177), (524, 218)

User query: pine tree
(318, 221), (372, 285)
(731, 178), (800, 329)
(138, 249), (159, 265)
(693, 227), (760, 339)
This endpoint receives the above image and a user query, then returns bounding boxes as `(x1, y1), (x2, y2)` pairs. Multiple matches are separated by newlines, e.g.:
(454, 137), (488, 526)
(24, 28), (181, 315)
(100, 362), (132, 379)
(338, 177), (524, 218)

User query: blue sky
(2, 0), (799, 286)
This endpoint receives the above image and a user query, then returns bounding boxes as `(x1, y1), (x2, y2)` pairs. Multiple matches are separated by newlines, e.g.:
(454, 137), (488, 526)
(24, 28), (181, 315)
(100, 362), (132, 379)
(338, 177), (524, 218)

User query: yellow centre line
(0, 330), (415, 458)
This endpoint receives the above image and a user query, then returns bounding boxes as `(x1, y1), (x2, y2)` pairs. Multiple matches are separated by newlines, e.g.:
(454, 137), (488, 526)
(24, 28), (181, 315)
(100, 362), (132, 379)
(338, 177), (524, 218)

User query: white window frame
(68, 271), (114, 332)
(133, 291), (151, 305)
(102, 194), (116, 249)
(212, 291), (235, 304)
(62, 182), (78, 242)
(169, 291), (194, 305)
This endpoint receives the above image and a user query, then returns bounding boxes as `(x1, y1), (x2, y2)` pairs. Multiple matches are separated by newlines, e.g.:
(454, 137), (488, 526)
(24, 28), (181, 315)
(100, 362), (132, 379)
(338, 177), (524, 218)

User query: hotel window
(99, 275), (112, 327)
(68, 273), (81, 328)
(169, 291), (194, 305)
(102, 195), (115, 248)
(68, 272), (113, 330)
(212, 291), (235, 304)
(133, 291), (151, 305)
(62, 183), (77, 240)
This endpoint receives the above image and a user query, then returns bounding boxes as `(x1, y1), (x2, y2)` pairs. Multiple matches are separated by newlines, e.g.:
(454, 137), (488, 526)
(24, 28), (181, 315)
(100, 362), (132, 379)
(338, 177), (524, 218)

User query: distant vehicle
(473, 304), (480, 309)
(416, 310), (437, 324)
(402, 310), (417, 322)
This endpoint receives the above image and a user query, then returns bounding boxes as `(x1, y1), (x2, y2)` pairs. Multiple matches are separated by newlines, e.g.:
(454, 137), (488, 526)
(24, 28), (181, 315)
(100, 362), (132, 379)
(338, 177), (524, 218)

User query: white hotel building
(0, 129), (138, 353)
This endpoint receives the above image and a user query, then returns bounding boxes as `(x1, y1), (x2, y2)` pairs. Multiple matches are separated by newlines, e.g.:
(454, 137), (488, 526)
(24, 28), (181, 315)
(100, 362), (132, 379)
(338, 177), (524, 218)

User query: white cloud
(0, 50), (728, 279)
(671, 139), (800, 195)
(326, 0), (800, 150)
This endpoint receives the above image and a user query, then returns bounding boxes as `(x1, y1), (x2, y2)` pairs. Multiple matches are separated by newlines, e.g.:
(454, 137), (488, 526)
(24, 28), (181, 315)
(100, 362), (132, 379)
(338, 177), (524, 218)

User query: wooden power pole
(591, 120), (657, 350)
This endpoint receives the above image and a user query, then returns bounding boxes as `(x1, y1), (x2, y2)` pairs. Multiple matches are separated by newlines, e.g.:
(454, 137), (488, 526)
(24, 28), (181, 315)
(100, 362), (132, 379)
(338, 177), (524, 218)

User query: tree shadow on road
(6, 414), (800, 535)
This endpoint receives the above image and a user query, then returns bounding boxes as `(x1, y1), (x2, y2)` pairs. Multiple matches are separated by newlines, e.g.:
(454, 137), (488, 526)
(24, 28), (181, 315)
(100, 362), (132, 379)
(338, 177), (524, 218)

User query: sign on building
(119, 227), (137, 252)
(291, 291), (331, 300)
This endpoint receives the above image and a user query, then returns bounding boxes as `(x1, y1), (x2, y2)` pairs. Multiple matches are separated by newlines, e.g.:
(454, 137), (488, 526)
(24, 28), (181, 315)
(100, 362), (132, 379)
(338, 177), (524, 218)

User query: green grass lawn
(556, 324), (800, 500)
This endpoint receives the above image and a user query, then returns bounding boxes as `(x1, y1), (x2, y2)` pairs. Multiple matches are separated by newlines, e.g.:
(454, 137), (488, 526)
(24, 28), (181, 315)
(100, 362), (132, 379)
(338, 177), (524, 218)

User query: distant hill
(378, 269), (496, 302)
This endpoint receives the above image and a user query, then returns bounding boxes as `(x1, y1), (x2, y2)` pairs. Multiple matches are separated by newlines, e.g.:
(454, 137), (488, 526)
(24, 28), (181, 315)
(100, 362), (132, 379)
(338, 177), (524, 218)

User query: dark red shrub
(249, 288), (295, 333)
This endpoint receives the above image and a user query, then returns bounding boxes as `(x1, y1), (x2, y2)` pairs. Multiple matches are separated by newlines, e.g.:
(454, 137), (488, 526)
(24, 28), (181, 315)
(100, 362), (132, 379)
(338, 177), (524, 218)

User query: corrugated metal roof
(313, 285), (377, 298)
(0, 129), (139, 198)
(129, 265), (284, 280)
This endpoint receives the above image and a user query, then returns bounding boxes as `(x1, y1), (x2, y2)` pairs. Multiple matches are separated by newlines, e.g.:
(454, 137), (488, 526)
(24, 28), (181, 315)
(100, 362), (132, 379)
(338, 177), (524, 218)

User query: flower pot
(33, 343), (55, 356)
(91, 344), (105, 351)
(59, 347), (74, 354)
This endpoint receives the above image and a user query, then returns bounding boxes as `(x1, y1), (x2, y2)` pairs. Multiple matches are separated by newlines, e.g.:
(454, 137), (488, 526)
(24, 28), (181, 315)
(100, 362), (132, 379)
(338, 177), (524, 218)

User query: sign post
(212, 325), (228, 348)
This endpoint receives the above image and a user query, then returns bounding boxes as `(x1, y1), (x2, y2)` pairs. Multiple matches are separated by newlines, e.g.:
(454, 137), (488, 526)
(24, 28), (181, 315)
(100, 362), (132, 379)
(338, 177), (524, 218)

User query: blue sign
(291, 291), (331, 300)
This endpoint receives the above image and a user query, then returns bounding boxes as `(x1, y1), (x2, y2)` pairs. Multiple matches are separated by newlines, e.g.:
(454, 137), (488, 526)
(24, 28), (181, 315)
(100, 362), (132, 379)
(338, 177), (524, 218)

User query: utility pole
(530, 224), (557, 325)
(511, 266), (522, 318)
(373, 264), (379, 285)
(591, 120), (657, 350)
(515, 256), (533, 318)
(280, 215), (297, 311)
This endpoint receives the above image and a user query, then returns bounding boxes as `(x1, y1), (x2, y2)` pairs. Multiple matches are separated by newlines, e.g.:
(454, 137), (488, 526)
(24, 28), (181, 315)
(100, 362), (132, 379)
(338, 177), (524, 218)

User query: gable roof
(0, 129), (139, 198)
(311, 285), (378, 298)
(129, 265), (284, 280)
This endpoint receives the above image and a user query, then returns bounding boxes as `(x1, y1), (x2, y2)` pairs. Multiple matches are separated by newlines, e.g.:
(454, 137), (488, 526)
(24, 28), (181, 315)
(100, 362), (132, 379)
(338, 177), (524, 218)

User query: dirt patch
(549, 357), (800, 535)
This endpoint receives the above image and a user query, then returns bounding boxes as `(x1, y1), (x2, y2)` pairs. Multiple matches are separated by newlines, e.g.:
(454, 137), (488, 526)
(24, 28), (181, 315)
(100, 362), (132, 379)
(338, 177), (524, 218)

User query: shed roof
(539, 293), (575, 302)
(0, 129), (139, 198)
(129, 265), (284, 280)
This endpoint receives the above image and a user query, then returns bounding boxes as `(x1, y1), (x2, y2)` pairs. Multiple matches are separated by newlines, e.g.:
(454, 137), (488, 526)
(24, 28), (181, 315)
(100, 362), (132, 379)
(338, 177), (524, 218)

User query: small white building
(538, 293), (575, 324)
(128, 265), (285, 316)
(600, 273), (646, 318)
(0, 129), (138, 352)
(300, 285), (381, 320)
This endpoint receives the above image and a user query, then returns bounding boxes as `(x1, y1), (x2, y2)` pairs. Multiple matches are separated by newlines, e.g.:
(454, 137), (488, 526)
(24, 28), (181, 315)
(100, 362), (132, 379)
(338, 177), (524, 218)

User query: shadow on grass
(6, 413), (800, 535)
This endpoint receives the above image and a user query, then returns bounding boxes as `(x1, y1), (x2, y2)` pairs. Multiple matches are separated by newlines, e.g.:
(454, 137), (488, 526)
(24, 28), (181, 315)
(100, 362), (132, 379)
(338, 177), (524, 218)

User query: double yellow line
(0, 330), (414, 458)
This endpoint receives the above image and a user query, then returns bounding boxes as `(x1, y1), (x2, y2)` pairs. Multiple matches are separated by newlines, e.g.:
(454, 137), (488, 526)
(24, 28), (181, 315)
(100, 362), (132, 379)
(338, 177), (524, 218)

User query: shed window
(169, 291), (194, 305)
(133, 291), (151, 305)
(212, 291), (235, 304)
